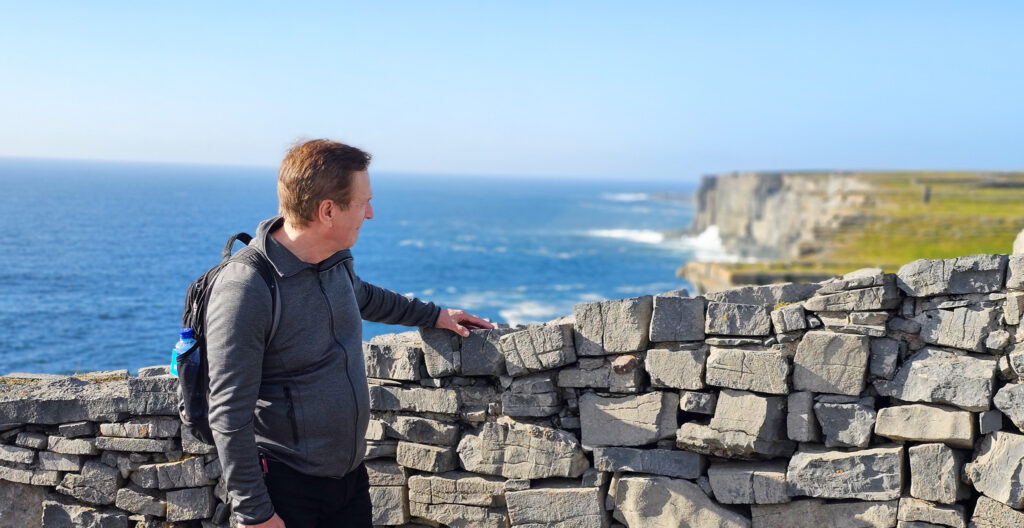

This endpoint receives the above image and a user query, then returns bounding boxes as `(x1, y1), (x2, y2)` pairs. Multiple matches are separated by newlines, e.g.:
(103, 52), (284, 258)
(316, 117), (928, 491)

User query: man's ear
(317, 199), (336, 225)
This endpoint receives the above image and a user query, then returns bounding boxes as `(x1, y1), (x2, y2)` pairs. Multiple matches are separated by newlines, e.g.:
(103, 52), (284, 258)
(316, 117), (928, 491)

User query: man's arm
(205, 263), (276, 526)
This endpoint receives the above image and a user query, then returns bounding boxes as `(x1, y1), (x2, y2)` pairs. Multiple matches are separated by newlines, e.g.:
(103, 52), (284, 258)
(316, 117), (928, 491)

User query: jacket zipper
(315, 261), (361, 472)
(283, 386), (300, 445)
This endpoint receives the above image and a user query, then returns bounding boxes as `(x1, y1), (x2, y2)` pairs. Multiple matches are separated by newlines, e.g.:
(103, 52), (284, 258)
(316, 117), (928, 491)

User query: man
(205, 139), (492, 528)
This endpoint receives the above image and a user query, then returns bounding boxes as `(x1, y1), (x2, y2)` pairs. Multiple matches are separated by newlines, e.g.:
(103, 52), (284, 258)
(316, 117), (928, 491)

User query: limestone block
(181, 424), (217, 455)
(1005, 292), (1024, 325)
(708, 461), (789, 505)
(14, 431), (47, 449)
(705, 346), (790, 395)
(786, 444), (903, 501)
(369, 385), (460, 415)
(0, 444), (35, 465)
(970, 495), (1024, 527)
(897, 254), (1008, 296)
(580, 391), (678, 447)
(419, 327), (462, 377)
(593, 447), (705, 479)
(58, 421), (96, 438)
(38, 451), (82, 472)
(0, 463), (62, 486)
(99, 417), (180, 439)
(0, 480), (46, 528)
(114, 485), (165, 517)
(57, 460), (121, 505)
(814, 398), (876, 448)
(365, 439), (398, 460)
(874, 347), (997, 412)
(501, 372), (561, 417)
(875, 404), (974, 448)
(0, 377), (130, 424)
(908, 443), (968, 504)
(1010, 254), (1024, 289)
(364, 332), (424, 381)
(395, 441), (457, 473)
(558, 359), (612, 389)
(612, 475), (750, 528)
(706, 302), (772, 336)
(680, 391), (717, 414)
(771, 304), (807, 334)
(507, 487), (607, 527)
(918, 306), (999, 353)
(462, 327), (517, 376)
(793, 331), (870, 396)
(165, 486), (215, 521)
(94, 436), (174, 453)
(645, 344), (707, 390)
(979, 410), (1003, 435)
(499, 323), (577, 376)
(750, 499), (898, 528)
(787, 392), (820, 443)
(408, 471), (505, 507)
(139, 456), (216, 490)
(705, 282), (820, 306)
(457, 421), (588, 479)
(676, 389), (794, 459)
(370, 485), (410, 526)
(993, 382), (1024, 432)
(365, 459), (407, 486)
(649, 294), (706, 342)
(409, 501), (508, 528)
(965, 431), (1024, 508)
(869, 337), (900, 380)
(574, 296), (654, 356)
(898, 497), (966, 528)
(42, 494), (128, 528)
(803, 284), (901, 312)
(385, 415), (460, 446)
(608, 353), (645, 393)
(126, 375), (178, 416)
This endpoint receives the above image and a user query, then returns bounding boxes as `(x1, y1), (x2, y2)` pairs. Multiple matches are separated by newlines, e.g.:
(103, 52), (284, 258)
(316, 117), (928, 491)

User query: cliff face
(690, 171), (876, 259)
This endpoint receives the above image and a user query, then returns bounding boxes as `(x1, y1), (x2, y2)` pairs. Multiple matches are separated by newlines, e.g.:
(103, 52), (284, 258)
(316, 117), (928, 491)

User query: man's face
(331, 170), (374, 250)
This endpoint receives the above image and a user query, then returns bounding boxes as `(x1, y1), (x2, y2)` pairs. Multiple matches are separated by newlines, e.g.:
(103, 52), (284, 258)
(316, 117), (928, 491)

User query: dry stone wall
(5, 252), (1024, 527)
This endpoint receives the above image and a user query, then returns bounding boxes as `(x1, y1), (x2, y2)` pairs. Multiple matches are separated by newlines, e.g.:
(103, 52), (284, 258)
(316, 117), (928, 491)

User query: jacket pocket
(283, 386), (300, 445)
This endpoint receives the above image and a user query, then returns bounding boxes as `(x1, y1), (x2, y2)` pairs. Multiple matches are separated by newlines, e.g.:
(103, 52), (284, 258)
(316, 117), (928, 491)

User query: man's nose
(365, 202), (374, 219)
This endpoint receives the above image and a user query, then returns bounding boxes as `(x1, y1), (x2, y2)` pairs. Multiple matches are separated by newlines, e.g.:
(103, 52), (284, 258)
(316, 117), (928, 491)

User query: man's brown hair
(277, 139), (372, 227)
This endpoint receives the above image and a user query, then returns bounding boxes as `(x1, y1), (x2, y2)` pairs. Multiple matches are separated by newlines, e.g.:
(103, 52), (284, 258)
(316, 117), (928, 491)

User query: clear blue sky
(1, 2), (1022, 180)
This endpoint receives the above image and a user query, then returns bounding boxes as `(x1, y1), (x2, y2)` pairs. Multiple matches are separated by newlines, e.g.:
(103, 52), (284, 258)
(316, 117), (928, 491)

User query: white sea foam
(601, 192), (649, 202)
(398, 239), (424, 248)
(672, 225), (743, 262)
(498, 301), (563, 325)
(587, 229), (666, 244)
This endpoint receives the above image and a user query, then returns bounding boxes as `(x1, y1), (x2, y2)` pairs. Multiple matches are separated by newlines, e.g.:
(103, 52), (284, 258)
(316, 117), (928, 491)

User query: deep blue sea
(0, 158), (717, 374)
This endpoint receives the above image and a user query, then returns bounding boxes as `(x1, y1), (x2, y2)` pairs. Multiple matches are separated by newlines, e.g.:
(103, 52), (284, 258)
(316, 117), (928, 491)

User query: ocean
(0, 158), (722, 375)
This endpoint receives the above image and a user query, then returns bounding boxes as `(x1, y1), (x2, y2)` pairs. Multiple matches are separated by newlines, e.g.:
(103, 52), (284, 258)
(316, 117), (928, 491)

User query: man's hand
(240, 513), (285, 528)
(436, 308), (494, 337)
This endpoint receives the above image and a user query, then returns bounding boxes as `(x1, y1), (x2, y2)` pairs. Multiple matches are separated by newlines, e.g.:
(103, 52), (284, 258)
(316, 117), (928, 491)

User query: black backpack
(178, 233), (280, 444)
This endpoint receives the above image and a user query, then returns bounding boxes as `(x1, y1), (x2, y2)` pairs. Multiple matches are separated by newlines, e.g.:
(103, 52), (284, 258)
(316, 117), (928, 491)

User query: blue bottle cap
(179, 328), (194, 339)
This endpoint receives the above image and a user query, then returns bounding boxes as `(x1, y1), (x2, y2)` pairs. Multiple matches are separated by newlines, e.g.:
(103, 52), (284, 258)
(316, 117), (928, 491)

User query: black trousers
(263, 458), (372, 528)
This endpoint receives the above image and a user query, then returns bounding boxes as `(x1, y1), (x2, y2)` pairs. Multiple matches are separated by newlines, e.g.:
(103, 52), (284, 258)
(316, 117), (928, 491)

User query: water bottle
(170, 328), (196, 377)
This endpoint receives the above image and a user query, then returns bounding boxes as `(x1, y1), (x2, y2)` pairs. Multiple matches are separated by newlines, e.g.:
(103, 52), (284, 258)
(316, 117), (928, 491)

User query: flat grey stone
(419, 327), (462, 377)
(706, 302), (772, 336)
(869, 337), (900, 380)
(364, 331), (424, 381)
(0, 480), (46, 528)
(814, 398), (876, 448)
(786, 444), (903, 501)
(708, 461), (789, 504)
(0, 444), (35, 465)
(38, 451), (82, 472)
(14, 431), (47, 449)
(364, 439), (398, 460)
(580, 391), (678, 447)
(908, 443), (968, 504)
(874, 347), (996, 411)
(139, 456), (215, 490)
(593, 447), (705, 479)
(501, 371), (561, 417)
(369, 485), (410, 526)
(58, 421), (96, 438)
(771, 304), (807, 334)
(126, 376), (178, 416)
(979, 410), (1003, 435)
(897, 254), (1008, 296)
(0, 377), (130, 424)
(461, 327), (517, 376)
(680, 391), (717, 414)
(918, 306), (999, 353)
(705, 346), (790, 395)
(114, 485), (165, 517)
(611, 475), (750, 528)
(897, 497), (966, 528)
(99, 417), (180, 439)
(499, 322), (577, 376)
(787, 391), (820, 443)
(793, 331), (870, 396)
(507, 487), (607, 528)
(0, 462), (62, 486)
(57, 460), (121, 505)
(804, 284), (901, 312)
(409, 501), (507, 528)
(875, 404), (974, 448)
(42, 494), (128, 528)
(384, 415), (460, 446)
(165, 486), (215, 521)
(574, 296), (654, 356)
(1010, 254), (1024, 289)
(676, 389), (794, 459)
(993, 382), (1024, 433)
(964, 431), (1024, 509)
(705, 282), (820, 306)
(408, 471), (505, 507)
(369, 384), (460, 415)
(644, 344), (707, 390)
(180, 425), (217, 455)
(93, 436), (174, 453)
(365, 459), (407, 486)
(970, 495), (1024, 528)
(751, 499), (898, 528)
(457, 421), (588, 479)
(395, 441), (457, 473)
(649, 294), (706, 342)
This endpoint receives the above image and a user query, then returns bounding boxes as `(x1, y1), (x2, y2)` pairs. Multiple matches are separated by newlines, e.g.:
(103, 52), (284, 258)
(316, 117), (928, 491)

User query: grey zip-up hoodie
(205, 217), (440, 524)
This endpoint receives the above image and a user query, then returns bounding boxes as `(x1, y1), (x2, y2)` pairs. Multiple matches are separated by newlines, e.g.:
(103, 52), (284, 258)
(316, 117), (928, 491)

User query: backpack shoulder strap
(229, 245), (281, 347)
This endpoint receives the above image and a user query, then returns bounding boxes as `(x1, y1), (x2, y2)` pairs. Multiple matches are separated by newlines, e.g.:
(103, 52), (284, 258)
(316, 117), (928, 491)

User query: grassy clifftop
(681, 171), (1024, 291)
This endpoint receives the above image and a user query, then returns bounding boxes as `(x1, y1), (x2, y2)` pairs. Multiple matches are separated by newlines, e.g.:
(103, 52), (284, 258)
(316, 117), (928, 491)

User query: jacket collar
(253, 216), (353, 278)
